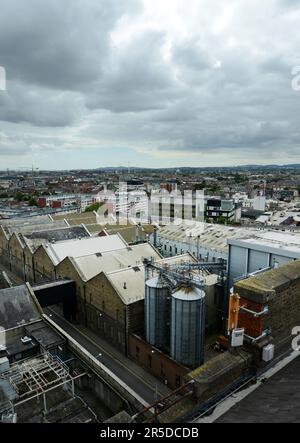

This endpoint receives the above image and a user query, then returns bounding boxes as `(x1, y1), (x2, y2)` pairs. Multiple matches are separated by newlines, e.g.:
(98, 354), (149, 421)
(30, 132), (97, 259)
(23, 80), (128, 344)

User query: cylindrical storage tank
(145, 276), (171, 350)
(171, 286), (206, 368)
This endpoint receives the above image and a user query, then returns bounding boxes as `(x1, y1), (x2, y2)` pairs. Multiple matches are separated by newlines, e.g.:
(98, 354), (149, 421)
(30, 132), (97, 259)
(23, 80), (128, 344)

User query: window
(136, 346), (140, 359)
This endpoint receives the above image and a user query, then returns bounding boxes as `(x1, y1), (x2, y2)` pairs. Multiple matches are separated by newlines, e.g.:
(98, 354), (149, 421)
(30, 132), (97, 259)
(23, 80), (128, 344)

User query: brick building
(234, 259), (300, 361)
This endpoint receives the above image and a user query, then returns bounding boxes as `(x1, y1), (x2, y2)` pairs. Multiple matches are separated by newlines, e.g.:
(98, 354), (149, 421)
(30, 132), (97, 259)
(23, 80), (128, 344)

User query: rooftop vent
(21, 336), (32, 344)
(123, 282), (127, 290)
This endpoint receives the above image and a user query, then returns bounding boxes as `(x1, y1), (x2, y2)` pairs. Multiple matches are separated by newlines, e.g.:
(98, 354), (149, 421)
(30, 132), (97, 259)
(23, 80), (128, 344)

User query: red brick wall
(38, 197), (47, 207)
(238, 298), (265, 338)
(128, 334), (188, 390)
(51, 201), (63, 209)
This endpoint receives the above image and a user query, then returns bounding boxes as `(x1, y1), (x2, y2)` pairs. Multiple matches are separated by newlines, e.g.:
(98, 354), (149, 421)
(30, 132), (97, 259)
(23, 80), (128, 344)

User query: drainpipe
(33, 256), (36, 284)
(197, 235), (200, 260)
(84, 285), (87, 327)
(153, 227), (158, 248)
(124, 306), (128, 357)
(23, 250), (26, 282)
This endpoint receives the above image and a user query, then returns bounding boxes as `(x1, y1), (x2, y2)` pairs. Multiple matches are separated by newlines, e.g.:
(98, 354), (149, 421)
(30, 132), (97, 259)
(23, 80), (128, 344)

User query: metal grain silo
(145, 276), (171, 350)
(171, 286), (206, 368)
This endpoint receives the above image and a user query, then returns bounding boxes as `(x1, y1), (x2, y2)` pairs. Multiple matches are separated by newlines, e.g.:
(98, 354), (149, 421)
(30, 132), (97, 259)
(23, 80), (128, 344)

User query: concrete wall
(186, 350), (252, 402)
(76, 373), (125, 416)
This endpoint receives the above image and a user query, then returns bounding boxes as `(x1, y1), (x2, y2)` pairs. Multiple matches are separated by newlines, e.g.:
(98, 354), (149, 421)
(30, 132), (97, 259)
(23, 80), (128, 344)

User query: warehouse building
(153, 221), (258, 262)
(33, 234), (128, 283)
(228, 230), (300, 290)
(0, 226), (91, 281)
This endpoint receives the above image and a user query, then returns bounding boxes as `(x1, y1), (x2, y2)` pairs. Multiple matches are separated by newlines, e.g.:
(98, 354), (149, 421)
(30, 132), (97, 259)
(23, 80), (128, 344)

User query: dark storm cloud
(0, 0), (139, 90)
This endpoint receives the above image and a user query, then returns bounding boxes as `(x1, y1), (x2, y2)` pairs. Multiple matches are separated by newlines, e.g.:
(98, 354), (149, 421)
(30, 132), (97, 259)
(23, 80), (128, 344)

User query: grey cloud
(0, 0), (300, 166)
(86, 31), (180, 113)
(0, 0), (139, 91)
(0, 82), (84, 127)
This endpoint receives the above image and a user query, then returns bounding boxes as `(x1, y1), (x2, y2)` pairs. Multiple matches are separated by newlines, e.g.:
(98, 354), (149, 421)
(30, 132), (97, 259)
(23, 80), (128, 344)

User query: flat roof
(0, 285), (40, 330)
(25, 322), (66, 349)
(229, 230), (300, 257)
(235, 259), (300, 294)
(217, 356), (300, 423)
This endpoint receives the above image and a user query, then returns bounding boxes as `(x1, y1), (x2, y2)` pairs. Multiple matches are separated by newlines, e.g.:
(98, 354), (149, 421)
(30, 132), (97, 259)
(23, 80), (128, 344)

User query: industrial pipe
(244, 329), (271, 344)
(239, 306), (269, 318)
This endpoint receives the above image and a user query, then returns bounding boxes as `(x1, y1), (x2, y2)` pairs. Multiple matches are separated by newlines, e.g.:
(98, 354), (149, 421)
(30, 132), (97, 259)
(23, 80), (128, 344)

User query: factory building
(56, 243), (162, 352)
(0, 214), (154, 282)
(228, 230), (300, 290)
(153, 221), (258, 262)
(33, 234), (128, 283)
(232, 259), (300, 364)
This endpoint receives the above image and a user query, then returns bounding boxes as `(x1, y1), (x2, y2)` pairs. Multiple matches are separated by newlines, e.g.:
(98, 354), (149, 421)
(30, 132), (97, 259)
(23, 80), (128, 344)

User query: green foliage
(28, 197), (38, 206)
(85, 202), (103, 213)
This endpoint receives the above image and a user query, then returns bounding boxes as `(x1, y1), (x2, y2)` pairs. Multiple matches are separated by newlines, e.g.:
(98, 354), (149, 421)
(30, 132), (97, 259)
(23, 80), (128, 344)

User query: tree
(28, 197), (38, 207)
(85, 202), (103, 213)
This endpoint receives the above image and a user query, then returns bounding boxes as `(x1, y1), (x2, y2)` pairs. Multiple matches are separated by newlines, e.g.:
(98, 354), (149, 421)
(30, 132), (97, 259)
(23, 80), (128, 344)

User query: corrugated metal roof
(44, 234), (128, 266)
(106, 253), (198, 305)
(70, 243), (162, 282)
(157, 222), (258, 253)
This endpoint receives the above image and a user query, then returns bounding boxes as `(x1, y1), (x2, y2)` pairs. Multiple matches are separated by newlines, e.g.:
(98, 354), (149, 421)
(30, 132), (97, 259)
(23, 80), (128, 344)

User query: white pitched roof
(70, 243), (162, 282)
(44, 234), (128, 266)
(105, 253), (197, 305)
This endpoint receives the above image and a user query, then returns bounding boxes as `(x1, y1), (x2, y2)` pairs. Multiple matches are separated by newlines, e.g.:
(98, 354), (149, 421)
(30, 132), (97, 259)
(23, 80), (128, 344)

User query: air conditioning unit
(262, 344), (275, 362)
(231, 328), (245, 347)
(21, 336), (32, 344)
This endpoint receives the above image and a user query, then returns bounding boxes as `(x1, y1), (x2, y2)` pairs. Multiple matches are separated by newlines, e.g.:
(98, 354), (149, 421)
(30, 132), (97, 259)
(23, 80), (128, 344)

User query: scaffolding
(0, 352), (86, 417)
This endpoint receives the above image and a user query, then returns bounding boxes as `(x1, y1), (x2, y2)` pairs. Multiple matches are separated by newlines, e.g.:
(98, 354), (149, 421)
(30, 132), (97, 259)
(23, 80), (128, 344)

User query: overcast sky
(0, 0), (300, 170)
